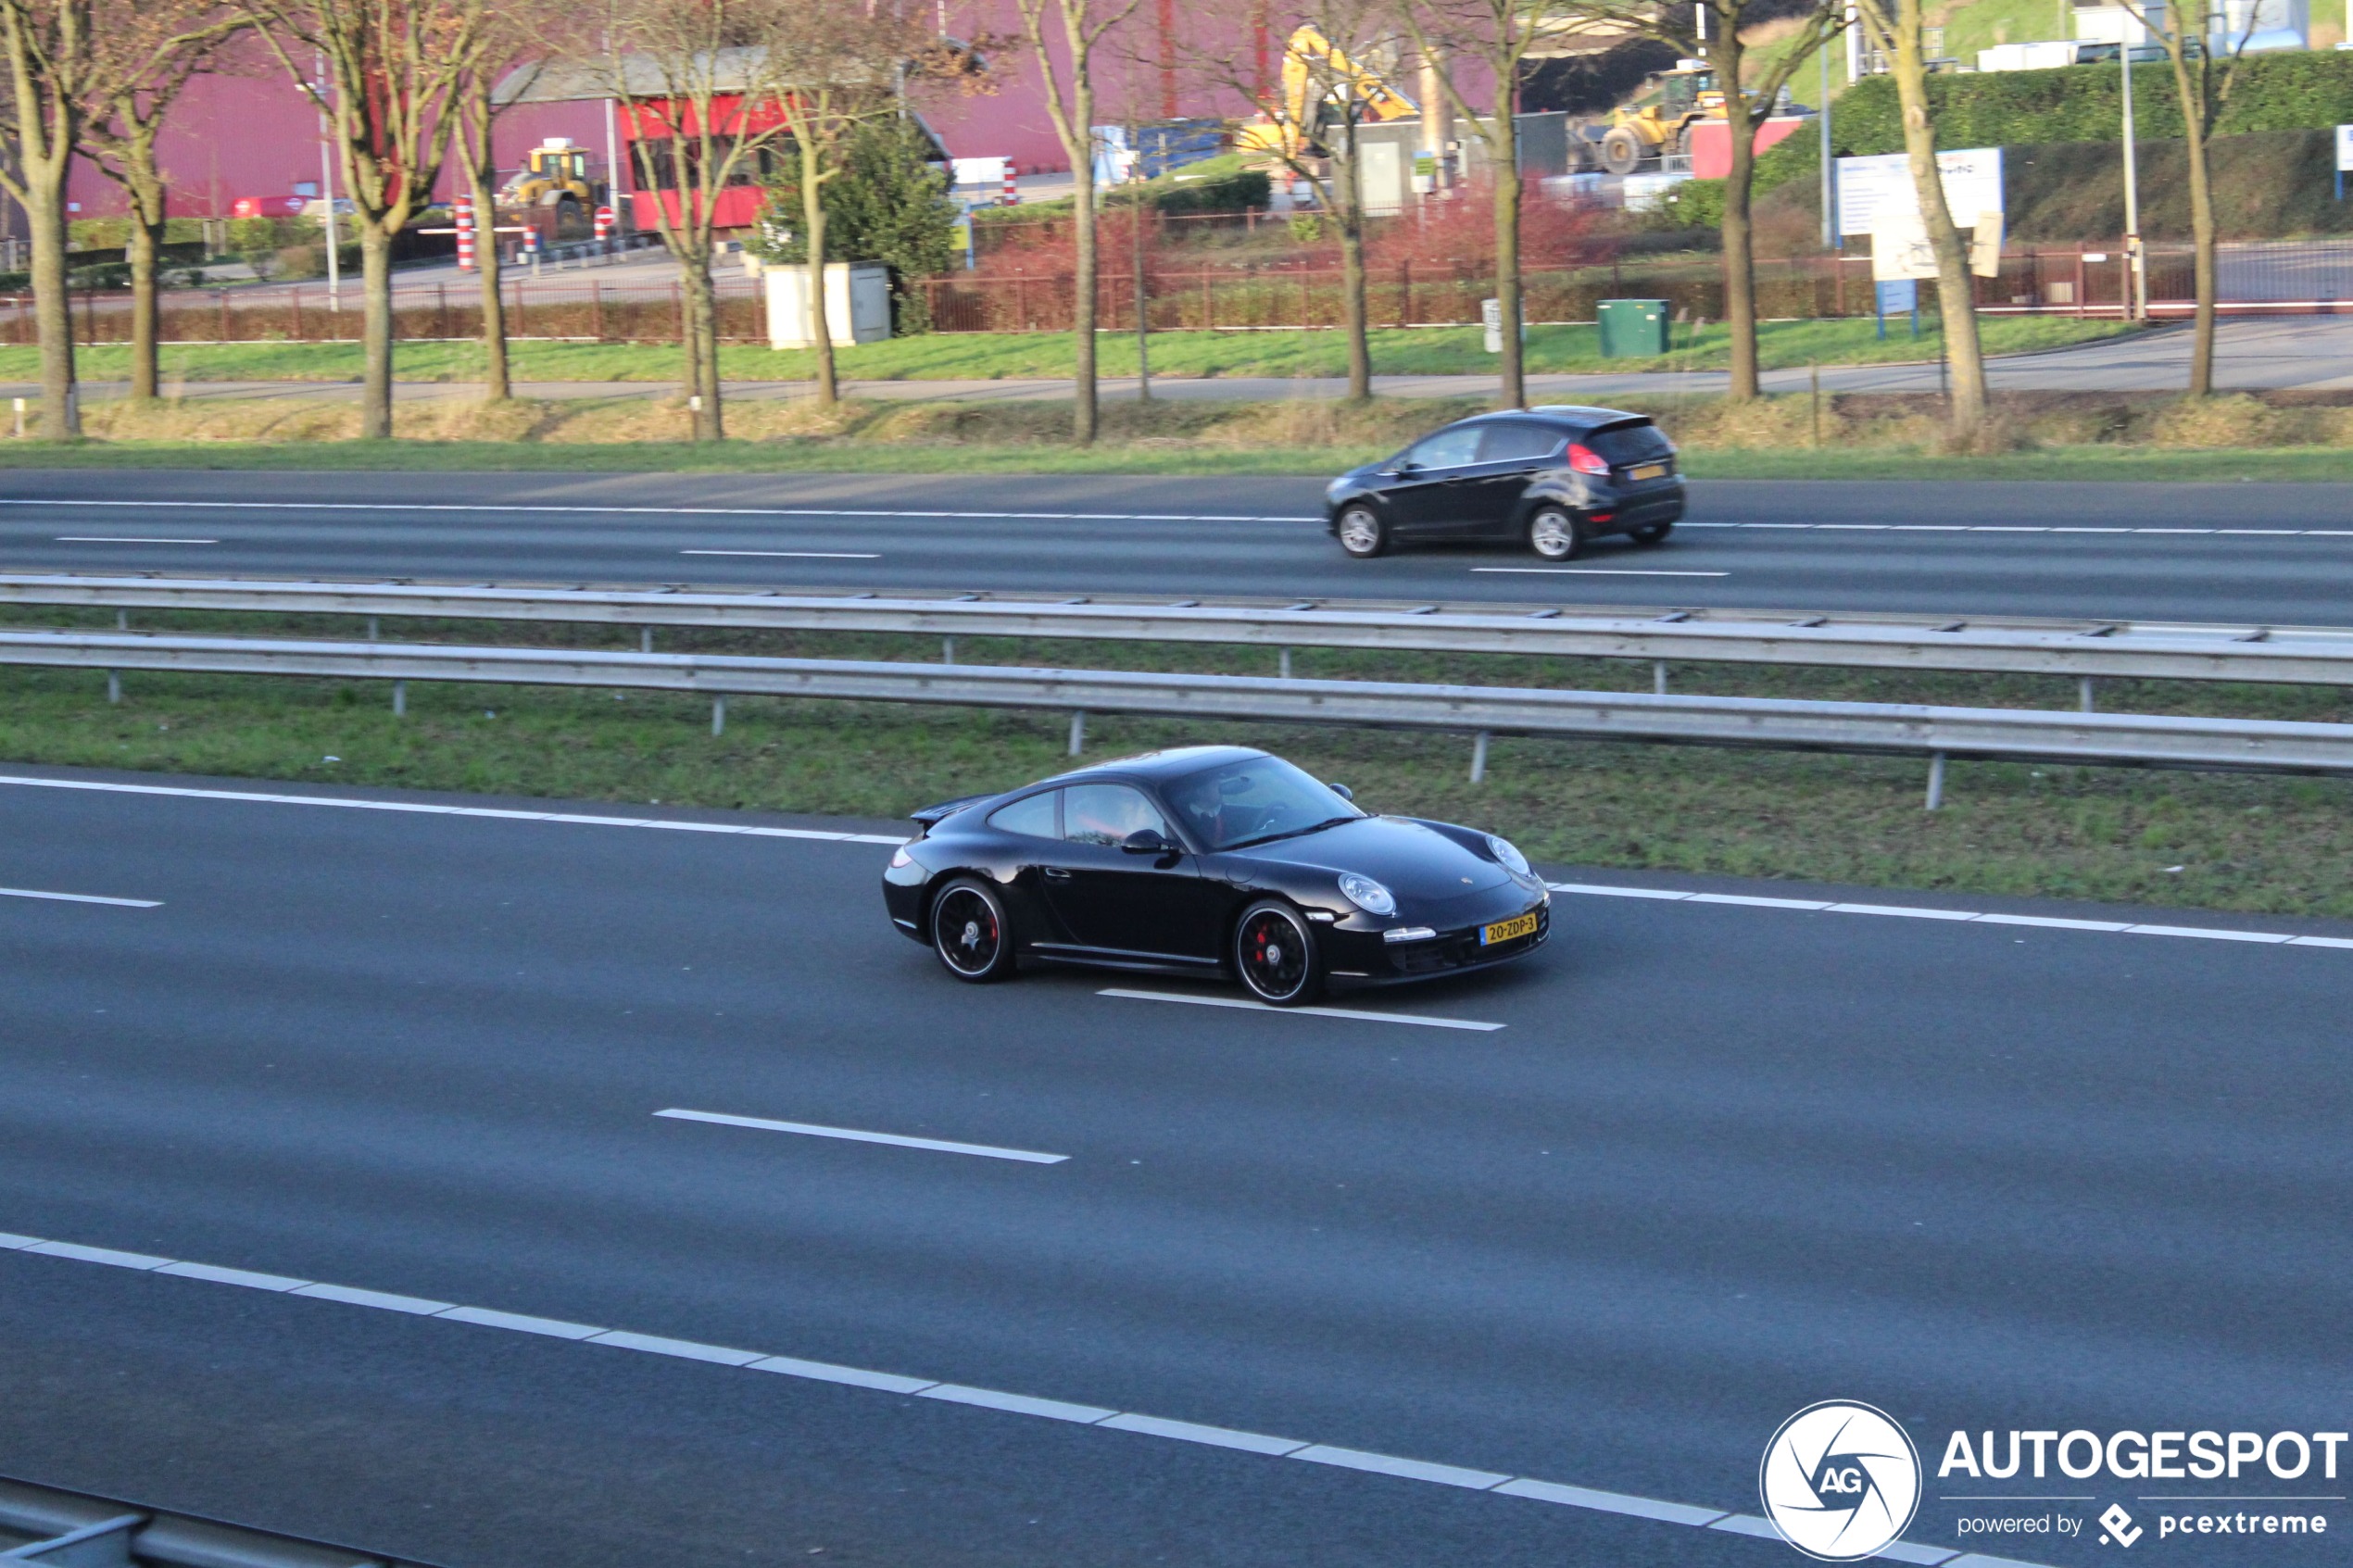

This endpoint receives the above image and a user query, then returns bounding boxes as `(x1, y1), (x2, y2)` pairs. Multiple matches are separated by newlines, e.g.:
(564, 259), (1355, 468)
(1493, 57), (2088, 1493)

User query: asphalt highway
(4, 470), (2353, 627)
(2, 766), (2347, 1567)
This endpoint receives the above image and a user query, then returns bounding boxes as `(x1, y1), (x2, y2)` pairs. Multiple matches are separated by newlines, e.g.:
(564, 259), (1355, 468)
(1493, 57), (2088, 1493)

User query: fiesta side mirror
(1122, 828), (1173, 854)
(1327, 783), (1353, 801)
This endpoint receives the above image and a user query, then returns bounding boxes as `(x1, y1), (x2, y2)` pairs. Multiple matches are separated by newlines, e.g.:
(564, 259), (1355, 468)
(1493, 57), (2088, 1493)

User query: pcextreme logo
(1759, 1400), (1924, 1562)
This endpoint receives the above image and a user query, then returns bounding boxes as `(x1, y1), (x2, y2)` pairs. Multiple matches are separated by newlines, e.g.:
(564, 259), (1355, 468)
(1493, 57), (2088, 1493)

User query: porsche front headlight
(1338, 872), (1396, 916)
(1486, 834), (1531, 876)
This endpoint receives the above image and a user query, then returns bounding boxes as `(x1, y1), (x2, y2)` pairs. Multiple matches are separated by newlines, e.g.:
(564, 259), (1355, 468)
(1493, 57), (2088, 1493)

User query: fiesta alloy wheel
(932, 877), (1015, 982)
(1336, 504), (1390, 558)
(1233, 899), (1325, 1006)
(1528, 506), (1583, 560)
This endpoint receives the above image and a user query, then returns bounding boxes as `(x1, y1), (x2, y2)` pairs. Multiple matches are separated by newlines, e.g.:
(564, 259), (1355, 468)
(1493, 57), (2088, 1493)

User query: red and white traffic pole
(454, 194), (475, 271)
(594, 204), (616, 249)
(1001, 162), (1018, 207)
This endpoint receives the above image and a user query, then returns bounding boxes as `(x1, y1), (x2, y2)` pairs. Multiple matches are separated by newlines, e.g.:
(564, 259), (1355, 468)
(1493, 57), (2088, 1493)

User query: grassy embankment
(0, 314), (2133, 384)
(5, 607), (2351, 922)
(2, 386), (2349, 479)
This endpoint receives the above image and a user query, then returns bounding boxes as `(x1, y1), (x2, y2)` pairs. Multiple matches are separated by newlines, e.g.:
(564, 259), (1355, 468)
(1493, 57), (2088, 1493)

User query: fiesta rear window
(1586, 420), (1675, 465)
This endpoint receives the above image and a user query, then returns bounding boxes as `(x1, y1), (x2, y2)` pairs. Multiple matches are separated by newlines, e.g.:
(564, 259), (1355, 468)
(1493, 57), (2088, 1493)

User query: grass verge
(0, 314), (2136, 384)
(5, 613), (2350, 921)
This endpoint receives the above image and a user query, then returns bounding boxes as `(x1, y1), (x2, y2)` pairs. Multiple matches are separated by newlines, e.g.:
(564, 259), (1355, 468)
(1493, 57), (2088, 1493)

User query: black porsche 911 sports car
(881, 746), (1550, 1005)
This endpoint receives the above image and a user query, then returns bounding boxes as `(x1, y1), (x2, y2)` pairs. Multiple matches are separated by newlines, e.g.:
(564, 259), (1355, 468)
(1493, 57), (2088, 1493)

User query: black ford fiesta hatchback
(1323, 405), (1684, 560)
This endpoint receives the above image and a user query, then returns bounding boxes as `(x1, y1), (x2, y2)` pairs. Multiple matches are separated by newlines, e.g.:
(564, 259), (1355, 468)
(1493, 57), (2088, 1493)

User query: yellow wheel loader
(498, 137), (600, 240)
(1594, 62), (1723, 175)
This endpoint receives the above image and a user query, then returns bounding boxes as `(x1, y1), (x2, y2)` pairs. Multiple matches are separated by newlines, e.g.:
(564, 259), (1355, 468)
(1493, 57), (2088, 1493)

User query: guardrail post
(367, 616), (380, 641)
(106, 670), (120, 704)
(640, 627), (653, 654)
(115, 608), (128, 631)
(1279, 647), (1293, 679)
(1654, 660), (1668, 696)
(942, 636), (956, 664)
(711, 696), (726, 736)
(393, 681), (406, 717)
(1068, 710), (1086, 755)
(1926, 751), (1946, 810)
(1470, 731), (1490, 784)
(2080, 676), (2095, 713)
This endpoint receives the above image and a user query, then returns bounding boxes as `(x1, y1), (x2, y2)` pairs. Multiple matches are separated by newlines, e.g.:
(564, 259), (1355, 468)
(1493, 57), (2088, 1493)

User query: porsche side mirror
(1327, 783), (1353, 801)
(1122, 828), (1174, 854)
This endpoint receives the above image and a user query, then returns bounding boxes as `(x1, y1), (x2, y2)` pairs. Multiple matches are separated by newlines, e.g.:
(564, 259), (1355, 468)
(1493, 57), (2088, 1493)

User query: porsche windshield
(1163, 757), (1363, 851)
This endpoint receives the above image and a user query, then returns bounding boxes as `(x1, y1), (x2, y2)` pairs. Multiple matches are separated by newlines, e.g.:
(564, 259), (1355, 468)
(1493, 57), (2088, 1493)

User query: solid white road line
(1470, 568), (1730, 577)
(1097, 987), (1505, 1032)
(6, 498), (1320, 524)
(680, 549), (883, 559)
(52, 535), (219, 545)
(1680, 521), (2353, 539)
(1547, 881), (2353, 950)
(0, 774), (908, 846)
(0, 886), (161, 908)
(653, 1108), (1069, 1165)
(0, 1225), (2027, 1568)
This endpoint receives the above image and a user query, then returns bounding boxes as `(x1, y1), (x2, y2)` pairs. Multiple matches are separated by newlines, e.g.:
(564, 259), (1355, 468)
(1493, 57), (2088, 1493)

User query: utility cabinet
(767, 261), (892, 349)
(1596, 298), (1670, 358)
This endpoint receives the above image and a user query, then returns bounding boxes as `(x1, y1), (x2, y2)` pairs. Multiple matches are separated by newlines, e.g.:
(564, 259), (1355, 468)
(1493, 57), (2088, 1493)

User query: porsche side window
(1061, 784), (1171, 847)
(1403, 425), (1483, 470)
(988, 790), (1059, 838)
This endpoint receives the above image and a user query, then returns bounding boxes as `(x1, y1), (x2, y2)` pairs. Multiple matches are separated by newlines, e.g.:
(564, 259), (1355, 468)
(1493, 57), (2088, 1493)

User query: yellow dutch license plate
(1481, 912), (1540, 947)
(1629, 462), (1667, 481)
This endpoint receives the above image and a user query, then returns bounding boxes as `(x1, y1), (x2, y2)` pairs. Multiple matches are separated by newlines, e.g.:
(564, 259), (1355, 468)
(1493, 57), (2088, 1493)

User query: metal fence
(0, 1471), (439, 1568)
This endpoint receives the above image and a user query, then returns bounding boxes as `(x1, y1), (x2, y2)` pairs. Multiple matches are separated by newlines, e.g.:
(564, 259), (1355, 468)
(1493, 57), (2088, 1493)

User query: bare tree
(1398, 0), (1575, 409)
(0, 0), (98, 435)
(81, 0), (245, 404)
(239, 0), (486, 439)
(1588, 0), (1843, 401)
(1196, 5), (1408, 402)
(572, 0), (811, 442)
(772, 0), (925, 408)
(1854, 0), (1983, 439)
(1011, 0), (1144, 444)
(2114, 0), (2258, 396)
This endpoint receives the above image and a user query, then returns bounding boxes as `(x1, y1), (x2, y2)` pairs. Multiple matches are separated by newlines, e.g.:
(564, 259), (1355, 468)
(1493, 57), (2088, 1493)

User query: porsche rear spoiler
(909, 793), (996, 833)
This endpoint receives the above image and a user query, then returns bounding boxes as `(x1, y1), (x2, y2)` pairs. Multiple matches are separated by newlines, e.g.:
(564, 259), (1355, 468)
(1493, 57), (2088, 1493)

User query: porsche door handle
(1042, 867), (1072, 881)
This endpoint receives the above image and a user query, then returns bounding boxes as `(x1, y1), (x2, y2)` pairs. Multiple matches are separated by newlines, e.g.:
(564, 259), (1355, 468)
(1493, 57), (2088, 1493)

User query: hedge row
(1828, 52), (2353, 155)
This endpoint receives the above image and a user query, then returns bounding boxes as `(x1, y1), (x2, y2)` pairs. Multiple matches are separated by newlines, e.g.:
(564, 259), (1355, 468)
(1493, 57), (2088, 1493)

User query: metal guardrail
(0, 1474), (442, 1568)
(2, 573), (2348, 687)
(9, 629), (2353, 783)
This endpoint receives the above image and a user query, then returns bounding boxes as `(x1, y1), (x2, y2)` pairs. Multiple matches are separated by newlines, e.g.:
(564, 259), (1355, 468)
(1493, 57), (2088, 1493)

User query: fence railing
(6, 574), (2347, 690)
(0, 1470), (440, 1568)
(12, 627), (2353, 791)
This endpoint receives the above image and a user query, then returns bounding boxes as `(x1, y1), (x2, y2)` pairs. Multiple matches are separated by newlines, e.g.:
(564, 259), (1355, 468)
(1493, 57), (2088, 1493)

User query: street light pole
(1819, 21), (1836, 250)
(2120, 42), (2145, 319)
(316, 52), (340, 313)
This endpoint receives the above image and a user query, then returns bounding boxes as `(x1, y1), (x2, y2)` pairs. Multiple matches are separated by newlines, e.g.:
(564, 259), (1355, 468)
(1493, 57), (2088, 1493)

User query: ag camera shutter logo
(1759, 1400), (1923, 1561)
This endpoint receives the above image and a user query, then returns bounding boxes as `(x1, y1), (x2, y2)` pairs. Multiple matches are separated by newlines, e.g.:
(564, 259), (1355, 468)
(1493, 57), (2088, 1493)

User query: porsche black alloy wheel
(933, 878), (1014, 982)
(1234, 899), (1324, 1006)
(1336, 504), (1389, 558)
(1529, 506), (1583, 560)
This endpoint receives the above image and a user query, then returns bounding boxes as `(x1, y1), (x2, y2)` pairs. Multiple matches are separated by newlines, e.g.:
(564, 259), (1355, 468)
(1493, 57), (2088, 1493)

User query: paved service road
(0, 767), (2347, 1567)
(5, 470), (2353, 625)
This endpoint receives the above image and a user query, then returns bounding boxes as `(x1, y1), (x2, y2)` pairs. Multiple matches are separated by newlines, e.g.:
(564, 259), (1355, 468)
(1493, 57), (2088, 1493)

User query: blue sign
(1876, 279), (1919, 314)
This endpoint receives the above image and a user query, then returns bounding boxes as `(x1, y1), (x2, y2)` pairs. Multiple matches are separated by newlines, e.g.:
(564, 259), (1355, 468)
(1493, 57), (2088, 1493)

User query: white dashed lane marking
(4, 499), (1319, 524)
(52, 535), (219, 545)
(1098, 987), (1505, 1032)
(0, 885), (161, 908)
(653, 1108), (1069, 1165)
(680, 549), (882, 559)
(1682, 522), (2353, 538)
(0, 1228), (2027, 1568)
(1548, 883), (2353, 949)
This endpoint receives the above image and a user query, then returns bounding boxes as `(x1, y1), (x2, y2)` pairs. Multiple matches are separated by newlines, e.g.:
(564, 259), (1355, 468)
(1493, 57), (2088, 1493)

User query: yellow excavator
(1594, 61), (1724, 174)
(497, 136), (600, 239)
(1237, 25), (1418, 161)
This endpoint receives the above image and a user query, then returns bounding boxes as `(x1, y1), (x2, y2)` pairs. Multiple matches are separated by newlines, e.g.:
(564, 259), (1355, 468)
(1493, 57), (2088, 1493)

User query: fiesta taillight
(1566, 443), (1611, 477)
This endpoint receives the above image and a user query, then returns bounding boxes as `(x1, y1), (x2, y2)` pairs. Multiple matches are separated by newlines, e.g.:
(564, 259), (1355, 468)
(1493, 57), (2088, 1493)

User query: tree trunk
(1337, 128), (1371, 402)
(25, 187), (78, 437)
(359, 222), (394, 438)
(125, 178), (166, 403)
(1719, 31), (1761, 403)
(2174, 56), (2216, 396)
(465, 161), (510, 402)
(801, 141), (837, 407)
(1886, 0), (1984, 439)
(681, 256), (724, 440)
(1070, 150), (1098, 443)
(1491, 118), (1525, 410)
